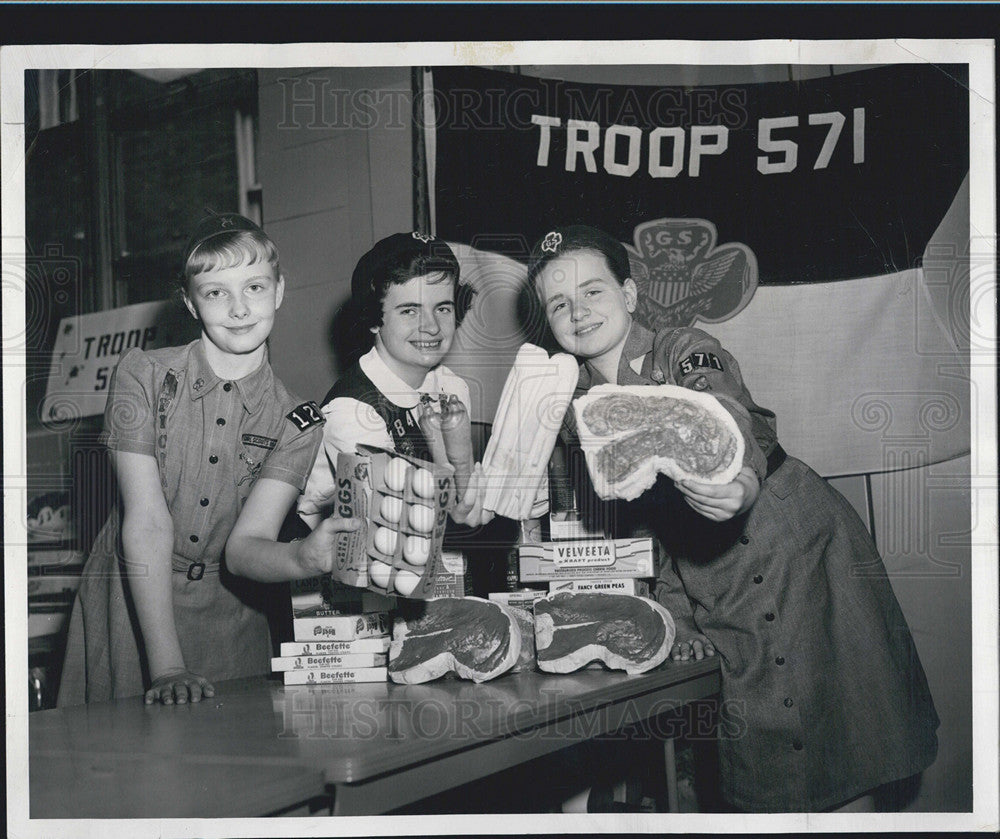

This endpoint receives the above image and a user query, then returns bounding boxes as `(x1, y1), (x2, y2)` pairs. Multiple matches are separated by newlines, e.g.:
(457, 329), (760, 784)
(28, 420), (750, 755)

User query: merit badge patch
(286, 401), (324, 431)
(242, 433), (277, 450)
(627, 218), (758, 330)
(679, 352), (724, 376)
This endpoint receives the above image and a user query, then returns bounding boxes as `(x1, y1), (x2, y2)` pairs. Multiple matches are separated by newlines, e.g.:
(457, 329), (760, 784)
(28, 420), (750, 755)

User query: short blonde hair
(182, 230), (280, 290)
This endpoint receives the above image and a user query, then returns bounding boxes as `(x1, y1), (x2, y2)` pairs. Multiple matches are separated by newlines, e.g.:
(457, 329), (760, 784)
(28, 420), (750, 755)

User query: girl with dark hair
(530, 224), (939, 812)
(295, 232), (486, 529)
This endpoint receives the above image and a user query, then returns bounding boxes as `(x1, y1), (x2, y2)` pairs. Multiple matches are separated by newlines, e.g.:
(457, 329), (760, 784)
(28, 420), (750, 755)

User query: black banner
(432, 64), (969, 284)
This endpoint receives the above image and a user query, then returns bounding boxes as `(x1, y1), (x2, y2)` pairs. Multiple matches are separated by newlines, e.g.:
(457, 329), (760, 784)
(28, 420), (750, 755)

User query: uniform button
(216, 417), (226, 426)
(792, 739), (803, 751)
(784, 697), (794, 708)
(223, 383), (232, 392)
(753, 574), (763, 584)
(739, 535), (750, 545)
(190, 535), (199, 543)
(200, 498), (209, 507)
(765, 612), (775, 622)
(209, 455), (218, 464)
(775, 656), (785, 665)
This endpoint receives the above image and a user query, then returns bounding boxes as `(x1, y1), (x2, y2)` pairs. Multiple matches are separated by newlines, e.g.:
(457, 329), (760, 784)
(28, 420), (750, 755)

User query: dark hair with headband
(352, 232), (473, 330)
(526, 225), (632, 292)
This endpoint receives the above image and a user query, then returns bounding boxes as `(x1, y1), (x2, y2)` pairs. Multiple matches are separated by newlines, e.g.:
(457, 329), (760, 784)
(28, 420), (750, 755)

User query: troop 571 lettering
(531, 108), (866, 178)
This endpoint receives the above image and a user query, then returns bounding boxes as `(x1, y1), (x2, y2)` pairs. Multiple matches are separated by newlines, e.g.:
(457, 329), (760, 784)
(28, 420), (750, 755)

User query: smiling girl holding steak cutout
(529, 225), (939, 812)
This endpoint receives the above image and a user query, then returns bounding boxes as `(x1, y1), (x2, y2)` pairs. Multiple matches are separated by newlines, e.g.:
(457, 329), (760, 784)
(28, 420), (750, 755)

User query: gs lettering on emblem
(287, 401), (324, 431)
(679, 352), (724, 376)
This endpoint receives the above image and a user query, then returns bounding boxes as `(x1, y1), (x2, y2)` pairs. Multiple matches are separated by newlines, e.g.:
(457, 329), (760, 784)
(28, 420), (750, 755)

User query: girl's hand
(671, 634), (716, 662)
(676, 466), (760, 522)
(295, 515), (363, 576)
(450, 463), (495, 528)
(145, 669), (215, 706)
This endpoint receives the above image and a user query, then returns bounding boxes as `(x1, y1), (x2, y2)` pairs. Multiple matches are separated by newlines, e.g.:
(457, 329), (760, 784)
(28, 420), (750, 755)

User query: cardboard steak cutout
(534, 592), (675, 675)
(388, 597), (521, 684)
(506, 605), (537, 672)
(572, 383), (744, 500)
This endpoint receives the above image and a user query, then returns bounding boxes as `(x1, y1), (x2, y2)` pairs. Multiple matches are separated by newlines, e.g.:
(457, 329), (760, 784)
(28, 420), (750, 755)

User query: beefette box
(518, 537), (657, 582)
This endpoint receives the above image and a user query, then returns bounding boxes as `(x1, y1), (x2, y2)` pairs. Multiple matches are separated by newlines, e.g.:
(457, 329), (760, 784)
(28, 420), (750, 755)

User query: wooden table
(29, 657), (720, 817)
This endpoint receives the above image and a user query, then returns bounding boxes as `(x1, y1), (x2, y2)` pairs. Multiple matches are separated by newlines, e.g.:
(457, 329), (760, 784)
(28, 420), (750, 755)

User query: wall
(257, 67), (413, 402)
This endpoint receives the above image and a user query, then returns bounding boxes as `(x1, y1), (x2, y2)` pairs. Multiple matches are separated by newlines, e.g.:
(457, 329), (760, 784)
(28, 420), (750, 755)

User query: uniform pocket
(764, 457), (803, 500)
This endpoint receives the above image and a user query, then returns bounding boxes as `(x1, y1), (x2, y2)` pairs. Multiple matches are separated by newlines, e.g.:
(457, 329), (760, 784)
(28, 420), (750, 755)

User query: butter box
(290, 575), (396, 616)
(518, 537), (657, 582)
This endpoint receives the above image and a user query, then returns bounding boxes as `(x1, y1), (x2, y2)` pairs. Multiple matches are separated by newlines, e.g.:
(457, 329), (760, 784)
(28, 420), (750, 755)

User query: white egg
(403, 534), (431, 566)
(384, 457), (410, 492)
(373, 526), (398, 557)
(393, 569), (421, 597)
(410, 467), (436, 500)
(368, 558), (392, 589)
(379, 494), (403, 525)
(408, 503), (435, 534)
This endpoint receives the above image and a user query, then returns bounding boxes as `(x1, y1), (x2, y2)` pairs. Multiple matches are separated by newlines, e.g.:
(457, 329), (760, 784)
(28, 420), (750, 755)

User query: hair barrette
(412, 231), (434, 243)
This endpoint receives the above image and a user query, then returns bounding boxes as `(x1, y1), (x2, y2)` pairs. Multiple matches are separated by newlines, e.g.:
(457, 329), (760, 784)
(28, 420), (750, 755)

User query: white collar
(359, 345), (447, 409)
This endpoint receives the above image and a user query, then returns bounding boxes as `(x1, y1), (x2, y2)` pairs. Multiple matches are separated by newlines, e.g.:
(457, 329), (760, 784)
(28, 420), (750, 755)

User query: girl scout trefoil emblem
(541, 231), (563, 253)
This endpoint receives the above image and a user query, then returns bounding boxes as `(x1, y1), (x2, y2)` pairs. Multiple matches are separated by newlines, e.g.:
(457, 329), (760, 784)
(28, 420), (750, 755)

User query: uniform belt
(766, 444), (788, 478)
(171, 558), (219, 580)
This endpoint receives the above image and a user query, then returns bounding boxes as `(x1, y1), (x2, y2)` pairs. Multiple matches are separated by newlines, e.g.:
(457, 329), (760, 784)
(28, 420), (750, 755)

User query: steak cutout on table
(388, 597), (521, 684)
(534, 592), (676, 675)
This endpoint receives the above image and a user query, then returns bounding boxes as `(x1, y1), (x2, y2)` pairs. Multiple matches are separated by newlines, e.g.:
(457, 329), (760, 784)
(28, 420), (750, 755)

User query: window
(24, 68), (259, 430)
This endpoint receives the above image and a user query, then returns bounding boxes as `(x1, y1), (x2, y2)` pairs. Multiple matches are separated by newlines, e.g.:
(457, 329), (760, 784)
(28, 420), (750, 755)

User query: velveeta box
(518, 537), (657, 582)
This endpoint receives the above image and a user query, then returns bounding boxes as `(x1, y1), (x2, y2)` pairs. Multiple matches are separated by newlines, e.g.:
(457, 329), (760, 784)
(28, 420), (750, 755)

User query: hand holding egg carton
(333, 445), (455, 598)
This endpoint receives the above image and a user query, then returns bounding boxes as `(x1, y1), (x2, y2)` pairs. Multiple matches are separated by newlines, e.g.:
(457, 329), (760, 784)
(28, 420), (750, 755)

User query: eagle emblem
(626, 218), (758, 330)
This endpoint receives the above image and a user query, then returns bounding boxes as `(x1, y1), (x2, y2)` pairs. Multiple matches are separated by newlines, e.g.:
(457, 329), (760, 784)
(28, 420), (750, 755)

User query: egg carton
(330, 445), (455, 598)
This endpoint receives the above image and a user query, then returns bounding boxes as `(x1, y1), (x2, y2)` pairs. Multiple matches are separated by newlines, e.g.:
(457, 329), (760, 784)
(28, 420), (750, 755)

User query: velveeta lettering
(556, 544), (613, 560)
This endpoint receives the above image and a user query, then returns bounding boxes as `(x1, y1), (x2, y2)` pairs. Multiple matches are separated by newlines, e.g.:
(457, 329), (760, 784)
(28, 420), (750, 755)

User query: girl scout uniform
(297, 345), (471, 529)
(58, 340), (324, 705)
(566, 321), (939, 812)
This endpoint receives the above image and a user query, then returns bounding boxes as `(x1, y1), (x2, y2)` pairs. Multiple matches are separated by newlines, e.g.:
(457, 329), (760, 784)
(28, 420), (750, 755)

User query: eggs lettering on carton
(336, 445), (456, 599)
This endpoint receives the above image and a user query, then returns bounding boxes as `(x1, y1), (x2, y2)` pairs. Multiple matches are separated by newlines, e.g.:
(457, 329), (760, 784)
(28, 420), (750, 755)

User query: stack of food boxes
(272, 445), (470, 686)
(490, 441), (657, 614)
(271, 577), (393, 685)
